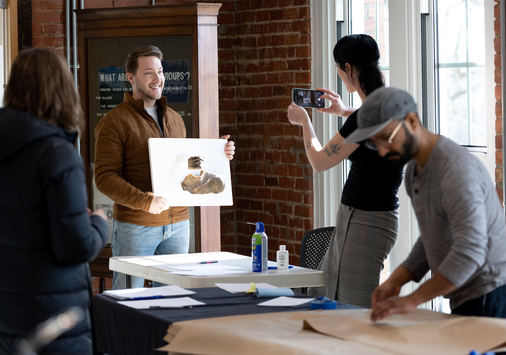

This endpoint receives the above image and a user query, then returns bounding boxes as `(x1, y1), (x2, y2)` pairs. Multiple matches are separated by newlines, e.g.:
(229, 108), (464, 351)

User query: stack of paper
(118, 297), (205, 310)
(103, 285), (195, 300)
(156, 264), (248, 276)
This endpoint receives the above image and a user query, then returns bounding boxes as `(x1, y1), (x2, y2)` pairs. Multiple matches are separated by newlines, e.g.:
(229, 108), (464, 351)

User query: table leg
(126, 274), (131, 289)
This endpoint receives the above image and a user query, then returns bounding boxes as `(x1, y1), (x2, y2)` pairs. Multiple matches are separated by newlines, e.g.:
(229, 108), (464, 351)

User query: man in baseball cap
(353, 87), (506, 322)
(345, 86), (421, 167)
(345, 86), (417, 145)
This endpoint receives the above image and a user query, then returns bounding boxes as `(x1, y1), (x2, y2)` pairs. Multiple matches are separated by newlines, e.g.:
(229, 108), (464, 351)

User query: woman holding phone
(287, 34), (403, 308)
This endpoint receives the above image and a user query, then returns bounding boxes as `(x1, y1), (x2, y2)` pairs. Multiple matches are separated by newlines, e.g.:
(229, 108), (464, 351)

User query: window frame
(0, 1), (18, 105)
(311, 0), (496, 311)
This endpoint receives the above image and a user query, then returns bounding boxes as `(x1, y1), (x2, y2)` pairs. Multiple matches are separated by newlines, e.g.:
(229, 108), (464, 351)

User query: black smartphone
(292, 88), (325, 108)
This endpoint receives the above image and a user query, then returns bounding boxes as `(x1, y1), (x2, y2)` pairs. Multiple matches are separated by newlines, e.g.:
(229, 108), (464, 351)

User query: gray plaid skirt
(309, 203), (399, 308)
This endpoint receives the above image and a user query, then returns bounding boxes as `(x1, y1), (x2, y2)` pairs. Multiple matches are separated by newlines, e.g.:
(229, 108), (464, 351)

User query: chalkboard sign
(87, 35), (193, 162)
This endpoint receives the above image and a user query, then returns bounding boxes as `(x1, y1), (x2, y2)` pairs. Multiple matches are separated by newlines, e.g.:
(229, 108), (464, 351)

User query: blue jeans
(111, 219), (190, 289)
(452, 284), (506, 318)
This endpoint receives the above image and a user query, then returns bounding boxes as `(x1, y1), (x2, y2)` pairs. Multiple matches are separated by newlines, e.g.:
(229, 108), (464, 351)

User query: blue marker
(131, 295), (165, 300)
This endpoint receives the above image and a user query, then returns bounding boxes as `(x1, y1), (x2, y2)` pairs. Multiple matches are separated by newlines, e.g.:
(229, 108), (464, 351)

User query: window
(347, 0), (390, 108)
(0, 2), (17, 105)
(432, 0), (488, 313)
(310, 0), (392, 229)
(436, 0), (486, 147)
(313, 0), (494, 313)
(312, 0), (393, 282)
(347, 0), (392, 283)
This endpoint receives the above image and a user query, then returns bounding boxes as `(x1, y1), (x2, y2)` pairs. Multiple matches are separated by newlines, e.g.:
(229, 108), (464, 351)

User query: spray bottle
(250, 222), (268, 272)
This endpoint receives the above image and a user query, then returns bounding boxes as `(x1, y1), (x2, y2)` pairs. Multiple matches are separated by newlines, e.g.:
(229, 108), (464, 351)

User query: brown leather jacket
(94, 92), (190, 226)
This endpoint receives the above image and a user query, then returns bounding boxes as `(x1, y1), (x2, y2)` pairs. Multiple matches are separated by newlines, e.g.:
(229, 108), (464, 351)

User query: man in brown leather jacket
(94, 45), (235, 289)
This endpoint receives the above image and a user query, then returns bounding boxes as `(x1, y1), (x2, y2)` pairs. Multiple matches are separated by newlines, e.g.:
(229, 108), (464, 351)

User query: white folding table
(109, 251), (324, 289)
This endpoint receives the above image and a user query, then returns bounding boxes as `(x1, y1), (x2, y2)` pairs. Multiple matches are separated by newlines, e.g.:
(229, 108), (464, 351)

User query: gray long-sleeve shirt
(402, 136), (506, 309)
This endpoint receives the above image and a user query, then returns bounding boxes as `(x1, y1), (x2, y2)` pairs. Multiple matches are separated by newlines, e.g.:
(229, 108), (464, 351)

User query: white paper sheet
(142, 252), (248, 264)
(159, 264), (249, 276)
(121, 257), (167, 266)
(165, 264), (241, 271)
(170, 269), (249, 276)
(118, 297), (205, 310)
(215, 283), (278, 293)
(103, 285), (195, 300)
(258, 296), (314, 307)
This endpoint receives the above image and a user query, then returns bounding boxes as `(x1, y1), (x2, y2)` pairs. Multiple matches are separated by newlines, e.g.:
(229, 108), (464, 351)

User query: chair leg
(99, 278), (105, 293)
(293, 287), (308, 295)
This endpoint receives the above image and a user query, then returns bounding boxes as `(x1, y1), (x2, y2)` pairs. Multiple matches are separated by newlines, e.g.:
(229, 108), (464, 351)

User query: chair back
(300, 227), (335, 269)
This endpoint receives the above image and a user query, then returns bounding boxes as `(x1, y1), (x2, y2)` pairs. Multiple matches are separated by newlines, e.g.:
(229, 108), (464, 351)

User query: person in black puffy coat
(0, 48), (110, 354)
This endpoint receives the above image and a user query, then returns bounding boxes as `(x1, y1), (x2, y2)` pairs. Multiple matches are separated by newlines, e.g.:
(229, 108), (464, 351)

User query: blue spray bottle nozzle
(247, 222), (264, 233)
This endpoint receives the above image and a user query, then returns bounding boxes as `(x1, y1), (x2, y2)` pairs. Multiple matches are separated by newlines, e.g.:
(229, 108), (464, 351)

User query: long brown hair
(3, 48), (83, 134)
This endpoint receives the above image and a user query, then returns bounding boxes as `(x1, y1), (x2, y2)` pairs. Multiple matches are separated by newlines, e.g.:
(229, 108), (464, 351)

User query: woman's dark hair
(4, 48), (83, 134)
(333, 34), (384, 96)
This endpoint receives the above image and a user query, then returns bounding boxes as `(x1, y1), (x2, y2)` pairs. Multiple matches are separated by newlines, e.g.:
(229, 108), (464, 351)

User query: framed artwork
(149, 138), (233, 207)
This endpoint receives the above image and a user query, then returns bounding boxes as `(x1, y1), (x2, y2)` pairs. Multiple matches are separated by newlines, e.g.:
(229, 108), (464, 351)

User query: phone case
(292, 88), (324, 108)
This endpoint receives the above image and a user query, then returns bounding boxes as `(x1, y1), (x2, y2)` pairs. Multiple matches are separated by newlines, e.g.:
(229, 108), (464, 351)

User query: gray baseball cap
(344, 87), (417, 144)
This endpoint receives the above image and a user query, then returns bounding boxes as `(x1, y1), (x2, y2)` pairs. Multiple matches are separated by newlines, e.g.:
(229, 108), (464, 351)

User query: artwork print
(148, 138), (233, 206)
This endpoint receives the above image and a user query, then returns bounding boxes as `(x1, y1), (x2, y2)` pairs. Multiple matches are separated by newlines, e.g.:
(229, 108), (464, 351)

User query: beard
(384, 126), (415, 167)
(136, 84), (163, 101)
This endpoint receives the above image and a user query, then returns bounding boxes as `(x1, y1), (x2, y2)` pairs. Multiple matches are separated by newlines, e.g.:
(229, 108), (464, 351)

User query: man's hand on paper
(370, 295), (419, 322)
(149, 196), (169, 214)
(370, 272), (408, 322)
(370, 271), (457, 322)
(371, 279), (402, 309)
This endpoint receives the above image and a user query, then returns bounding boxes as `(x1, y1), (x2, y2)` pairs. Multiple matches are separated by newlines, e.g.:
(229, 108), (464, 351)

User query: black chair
(298, 226), (334, 294)
(300, 226), (335, 270)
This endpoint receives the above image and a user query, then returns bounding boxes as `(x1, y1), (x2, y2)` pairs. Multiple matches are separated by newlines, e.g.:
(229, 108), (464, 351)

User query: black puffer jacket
(0, 108), (109, 354)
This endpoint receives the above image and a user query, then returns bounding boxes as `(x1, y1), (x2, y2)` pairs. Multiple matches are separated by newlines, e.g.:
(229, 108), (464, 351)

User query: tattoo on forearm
(305, 141), (313, 149)
(323, 143), (341, 156)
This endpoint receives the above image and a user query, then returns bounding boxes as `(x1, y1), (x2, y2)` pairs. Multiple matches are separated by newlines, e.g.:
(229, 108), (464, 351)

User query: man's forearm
(410, 271), (457, 305)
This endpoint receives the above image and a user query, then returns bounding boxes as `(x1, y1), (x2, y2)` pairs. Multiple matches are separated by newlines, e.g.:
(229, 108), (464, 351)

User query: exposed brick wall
(156, 0), (314, 264)
(24, 0), (315, 267)
(494, 0), (503, 204)
(30, 1), (65, 55)
(208, 0), (314, 265)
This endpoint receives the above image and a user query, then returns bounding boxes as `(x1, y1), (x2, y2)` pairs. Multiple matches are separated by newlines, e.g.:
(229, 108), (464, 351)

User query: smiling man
(345, 86), (506, 321)
(94, 46), (235, 289)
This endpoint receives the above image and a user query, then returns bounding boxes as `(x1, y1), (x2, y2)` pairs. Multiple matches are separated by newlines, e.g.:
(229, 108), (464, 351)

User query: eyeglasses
(364, 119), (404, 151)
